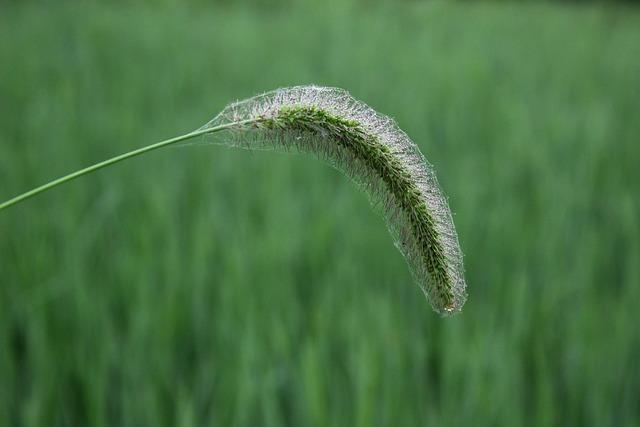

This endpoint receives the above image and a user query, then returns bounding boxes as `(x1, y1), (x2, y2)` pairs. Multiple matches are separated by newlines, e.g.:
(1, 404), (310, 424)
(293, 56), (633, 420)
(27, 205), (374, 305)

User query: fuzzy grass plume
(0, 85), (466, 315)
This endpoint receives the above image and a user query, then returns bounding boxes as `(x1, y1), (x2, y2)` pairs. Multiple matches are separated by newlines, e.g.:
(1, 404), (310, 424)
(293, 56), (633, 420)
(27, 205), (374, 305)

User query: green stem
(0, 120), (251, 212)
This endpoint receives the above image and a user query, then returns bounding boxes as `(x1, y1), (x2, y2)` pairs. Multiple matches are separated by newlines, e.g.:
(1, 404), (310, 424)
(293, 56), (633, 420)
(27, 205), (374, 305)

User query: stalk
(0, 120), (253, 212)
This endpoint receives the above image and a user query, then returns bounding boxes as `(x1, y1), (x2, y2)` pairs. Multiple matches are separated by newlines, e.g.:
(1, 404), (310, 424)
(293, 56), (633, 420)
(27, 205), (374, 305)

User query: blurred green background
(1, 1), (639, 426)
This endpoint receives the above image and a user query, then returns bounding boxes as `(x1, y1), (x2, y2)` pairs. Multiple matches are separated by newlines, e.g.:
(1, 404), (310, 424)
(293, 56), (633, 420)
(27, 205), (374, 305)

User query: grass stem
(0, 121), (250, 212)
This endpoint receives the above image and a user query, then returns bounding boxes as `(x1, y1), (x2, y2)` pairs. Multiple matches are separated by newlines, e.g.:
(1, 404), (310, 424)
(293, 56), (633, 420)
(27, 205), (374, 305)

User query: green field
(1, 2), (639, 426)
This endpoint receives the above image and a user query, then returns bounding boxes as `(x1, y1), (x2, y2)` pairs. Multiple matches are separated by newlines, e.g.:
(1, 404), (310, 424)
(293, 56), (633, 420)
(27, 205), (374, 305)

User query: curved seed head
(202, 86), (466, 315)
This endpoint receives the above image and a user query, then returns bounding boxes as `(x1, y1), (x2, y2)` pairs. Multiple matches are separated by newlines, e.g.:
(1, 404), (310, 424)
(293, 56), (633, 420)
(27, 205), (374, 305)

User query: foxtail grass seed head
(202, 86), (466, 315)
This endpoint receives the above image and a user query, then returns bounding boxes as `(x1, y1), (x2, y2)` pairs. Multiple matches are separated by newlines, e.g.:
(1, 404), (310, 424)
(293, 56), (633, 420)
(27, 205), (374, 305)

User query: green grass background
(1, 1), (639, 426)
